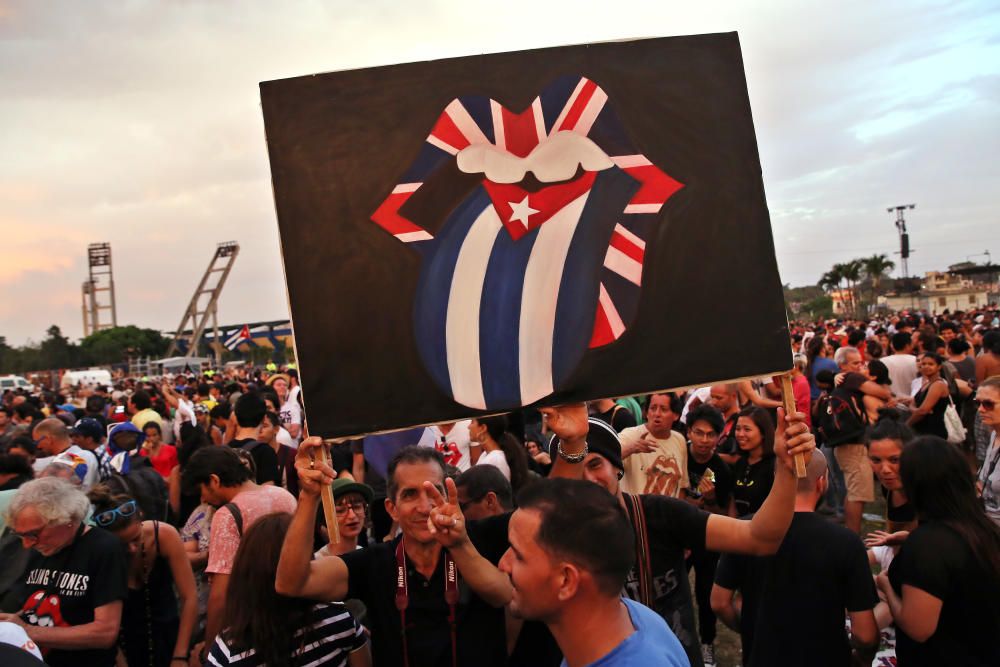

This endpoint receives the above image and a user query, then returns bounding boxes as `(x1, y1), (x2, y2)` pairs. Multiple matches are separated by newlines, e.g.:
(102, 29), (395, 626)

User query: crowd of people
(0, 306), (998, 666)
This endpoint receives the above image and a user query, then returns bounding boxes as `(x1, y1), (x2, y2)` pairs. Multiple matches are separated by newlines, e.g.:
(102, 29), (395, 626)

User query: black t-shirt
(229, 438), (280, 486)
(16, 526), (128, 667)
(888, 521), (1000, 666)
(882, 487), (916, 524)
(686, 451), (734, 510)
(717, 512), (878, 667)
(731, 457), (775, 517)
(594, 404), (637, 432)
(623, 493), (710, 667)
(341, 514), (511, 667)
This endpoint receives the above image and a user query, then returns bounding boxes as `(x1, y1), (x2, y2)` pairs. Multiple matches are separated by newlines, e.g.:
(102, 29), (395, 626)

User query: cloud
(0, 0), (998, 344)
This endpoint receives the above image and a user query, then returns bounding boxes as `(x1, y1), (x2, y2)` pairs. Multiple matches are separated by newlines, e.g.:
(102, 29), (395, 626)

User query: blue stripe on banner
(551, 168), (641, 388)
(478, 217), (539, 409)
(539, 76), (581, 135)
(588, 104), (636, 157)
(412, 188), (494, 400)
(400, 143), (452, 183)
(459, 95), (496, 144)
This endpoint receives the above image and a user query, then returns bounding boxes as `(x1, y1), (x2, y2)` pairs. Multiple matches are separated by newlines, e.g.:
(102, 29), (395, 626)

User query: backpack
(817, 388), (867, 447)
(104, 458), (171, 523)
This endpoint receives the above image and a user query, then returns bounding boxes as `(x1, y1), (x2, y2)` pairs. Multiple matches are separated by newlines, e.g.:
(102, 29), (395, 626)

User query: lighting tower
(888, 204), (915, 278)
(80, 242), (118, 336)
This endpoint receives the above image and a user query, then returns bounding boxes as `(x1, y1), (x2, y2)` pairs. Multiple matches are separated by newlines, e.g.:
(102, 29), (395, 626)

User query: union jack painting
(261, 34), (792, 438)
(371, 76), (683, 410)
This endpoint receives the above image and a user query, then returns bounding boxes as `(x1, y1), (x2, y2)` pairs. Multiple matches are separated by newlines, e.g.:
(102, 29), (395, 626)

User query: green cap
(331, 478), (374, 503)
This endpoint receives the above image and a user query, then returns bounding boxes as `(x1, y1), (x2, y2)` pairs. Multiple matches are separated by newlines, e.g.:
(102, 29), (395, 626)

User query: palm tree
(837, 260), (863, 316)
(818, 266), (845, 314)
(862, 254), (895, 306)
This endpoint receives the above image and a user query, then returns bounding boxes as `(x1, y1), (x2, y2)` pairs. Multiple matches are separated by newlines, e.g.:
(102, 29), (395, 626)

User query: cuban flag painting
(370, 76), (683, 410)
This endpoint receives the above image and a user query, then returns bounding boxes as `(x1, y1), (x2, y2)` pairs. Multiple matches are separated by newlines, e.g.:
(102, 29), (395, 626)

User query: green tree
(79, 326), (170, 366)
(862, 254), (896, 306)
(39, 325), (78, 369)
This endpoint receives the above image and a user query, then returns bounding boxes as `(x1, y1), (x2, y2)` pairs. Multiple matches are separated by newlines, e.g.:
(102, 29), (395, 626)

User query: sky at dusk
(2, 0), (998, 345)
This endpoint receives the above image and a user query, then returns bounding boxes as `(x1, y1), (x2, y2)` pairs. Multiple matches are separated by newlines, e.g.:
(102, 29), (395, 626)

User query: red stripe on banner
(430, 112), (471, 152)
(589, 302), (615, 348)
(502, 107), (541, 158)
(621, 164), (684, 206)
(371, 192), (424, 236)
(610, 231), (644, 263)
(558, 79), (598, 132)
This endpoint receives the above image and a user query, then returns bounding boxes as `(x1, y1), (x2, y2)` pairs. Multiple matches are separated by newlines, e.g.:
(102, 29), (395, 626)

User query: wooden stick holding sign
(780, 374), (808, 478)
(317, 441), (341, 544)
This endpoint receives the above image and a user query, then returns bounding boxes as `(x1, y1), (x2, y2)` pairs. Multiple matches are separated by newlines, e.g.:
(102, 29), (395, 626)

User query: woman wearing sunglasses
(976, 376), (1000, 527)
(88, 485), (198, 667)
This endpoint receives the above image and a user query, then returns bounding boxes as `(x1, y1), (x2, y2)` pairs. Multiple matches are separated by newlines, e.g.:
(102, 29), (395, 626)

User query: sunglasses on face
(975, 398), (997, 411)
(94, 500), (138, 527)
(12, 525), (48, 542)
(334, 501), (367, 517)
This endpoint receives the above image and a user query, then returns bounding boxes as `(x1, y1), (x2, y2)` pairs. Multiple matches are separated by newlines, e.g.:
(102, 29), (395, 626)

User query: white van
(61, 368), (113, 389)
(0, 375), (34, 392)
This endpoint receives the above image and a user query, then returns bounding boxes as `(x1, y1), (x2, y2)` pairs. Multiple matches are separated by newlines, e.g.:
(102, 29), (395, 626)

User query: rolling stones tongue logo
(371, 76), (683, 411)
(21, 590), (68, 630)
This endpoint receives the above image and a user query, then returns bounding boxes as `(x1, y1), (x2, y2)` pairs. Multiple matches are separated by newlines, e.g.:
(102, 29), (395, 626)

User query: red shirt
(792, 374), (812, 428)
(143, 444), (178, 478)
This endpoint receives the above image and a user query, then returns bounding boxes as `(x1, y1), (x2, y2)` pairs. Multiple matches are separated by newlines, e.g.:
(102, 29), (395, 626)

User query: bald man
(711, 454), (879, 666)
(31, 418), (99, 490)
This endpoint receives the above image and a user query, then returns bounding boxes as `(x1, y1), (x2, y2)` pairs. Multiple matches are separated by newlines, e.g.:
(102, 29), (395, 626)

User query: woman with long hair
(907, 353), (949, 438)
(88, 485), (198, 667)
(207, 512), (370, 667)
(876, 436), (1000, 665)
(806, 335), (839, 401)
(470, 414), (530, 493)
(865, 410), (917, 537)
(728, 407), (776, 518)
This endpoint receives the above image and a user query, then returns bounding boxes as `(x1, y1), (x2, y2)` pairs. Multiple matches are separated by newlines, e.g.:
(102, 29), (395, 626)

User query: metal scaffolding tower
(80, 243), (118, 337)
(164, 241), (240, 365)
(888, 204), (915, 278)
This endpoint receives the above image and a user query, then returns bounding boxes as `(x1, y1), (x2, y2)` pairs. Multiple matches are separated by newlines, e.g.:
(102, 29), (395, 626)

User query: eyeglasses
(94, 500), (138, 527)
(975, 398), (998, 411)
(12, 525), (48, 543)
(334, 501), (367, 517)
(689, 428), (718, 440)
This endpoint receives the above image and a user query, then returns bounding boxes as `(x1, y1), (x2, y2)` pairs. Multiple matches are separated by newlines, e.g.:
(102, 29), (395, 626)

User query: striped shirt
(207, 603), (367, 667)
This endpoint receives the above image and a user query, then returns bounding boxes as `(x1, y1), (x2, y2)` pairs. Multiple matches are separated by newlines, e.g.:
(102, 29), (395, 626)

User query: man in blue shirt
(499, 478), (688, 666)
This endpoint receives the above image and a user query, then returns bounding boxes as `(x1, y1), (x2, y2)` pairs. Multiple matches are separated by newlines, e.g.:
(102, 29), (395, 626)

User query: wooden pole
(317, 442), (340, 544)
(780, 374), (808, 479)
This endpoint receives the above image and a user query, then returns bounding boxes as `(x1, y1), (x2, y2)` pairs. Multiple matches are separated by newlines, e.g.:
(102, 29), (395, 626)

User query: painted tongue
(483, 170), (597, 241)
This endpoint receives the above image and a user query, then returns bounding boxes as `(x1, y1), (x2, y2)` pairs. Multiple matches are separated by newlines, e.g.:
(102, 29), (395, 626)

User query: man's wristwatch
(557, 440), (589, 463)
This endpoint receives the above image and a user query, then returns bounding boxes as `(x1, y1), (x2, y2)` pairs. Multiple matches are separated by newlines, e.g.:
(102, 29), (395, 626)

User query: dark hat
(70, 417), (104, 442)
(331, 478), (374, 503)
(550, 417), (623, 472)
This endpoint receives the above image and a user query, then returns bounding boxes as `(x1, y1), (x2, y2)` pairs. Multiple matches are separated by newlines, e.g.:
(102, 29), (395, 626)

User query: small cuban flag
(224, 324), (251, 351)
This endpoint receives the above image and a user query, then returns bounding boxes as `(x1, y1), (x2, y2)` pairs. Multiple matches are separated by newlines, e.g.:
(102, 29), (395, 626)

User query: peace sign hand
(425, 477), (468, 549)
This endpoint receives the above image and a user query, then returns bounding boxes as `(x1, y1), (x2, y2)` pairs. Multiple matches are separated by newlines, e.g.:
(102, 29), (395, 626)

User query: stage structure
(888, 204), (915, 278)
(80, 242), (118, 337)
(164, 241), (240, 365)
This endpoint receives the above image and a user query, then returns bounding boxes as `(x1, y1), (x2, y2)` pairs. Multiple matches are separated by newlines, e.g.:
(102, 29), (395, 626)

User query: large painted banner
(261, 33), (790, 438)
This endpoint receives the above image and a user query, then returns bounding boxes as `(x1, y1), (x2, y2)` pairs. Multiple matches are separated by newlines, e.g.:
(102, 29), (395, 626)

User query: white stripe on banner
(446, 206), (503, 410)
(519, 190), (591, 404)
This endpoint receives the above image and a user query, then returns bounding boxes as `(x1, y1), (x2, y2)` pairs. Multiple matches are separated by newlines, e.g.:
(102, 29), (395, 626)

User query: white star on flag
(508, 196), (539, 229)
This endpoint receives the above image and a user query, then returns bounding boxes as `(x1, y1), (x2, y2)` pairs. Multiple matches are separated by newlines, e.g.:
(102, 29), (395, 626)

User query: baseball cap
(550, 417), (624, 472)
(49, 451), (89, 484)
(70, 418), (105, 442)
(331, 478), (374, 504)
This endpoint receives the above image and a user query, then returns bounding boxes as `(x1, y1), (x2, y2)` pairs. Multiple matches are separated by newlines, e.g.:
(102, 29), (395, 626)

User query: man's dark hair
(890, 332), (912, 352)
(13, 403), (42, 423)
(686, 404), (725, 435)
(210, 403), (232, 421)
(131, 390), (152, 411)
(181, 446), (252, 495)
(234, 393), (266, 429)
(259, 390), (281, 411)
(847, 330), (866, 347)
(939, 321), (957, 333)
(264, 411), (280, 428)
(386, 445), (446, 501)
(8, 435), (37, 457)
(85, 395), (105, 414)
(197, 383), (211, 398)
(456, 464), (513, 510)
(0, 406), (11, 418)
(947, 338), (970, 355)
(142, 421), (162, 435)
(0, 452), (33, 478)
(516, 478), (635, 596)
